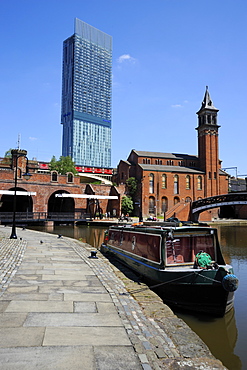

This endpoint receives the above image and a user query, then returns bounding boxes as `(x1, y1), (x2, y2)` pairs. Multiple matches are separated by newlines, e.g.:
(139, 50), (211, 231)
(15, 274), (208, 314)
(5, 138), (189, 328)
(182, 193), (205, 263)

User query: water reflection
(176, 308), (241, 369)
(29, 224), (107, 249)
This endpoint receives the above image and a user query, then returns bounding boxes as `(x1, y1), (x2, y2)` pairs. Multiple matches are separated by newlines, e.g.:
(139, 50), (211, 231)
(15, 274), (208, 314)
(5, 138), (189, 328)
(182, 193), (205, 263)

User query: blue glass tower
(61, 18), (112, 167)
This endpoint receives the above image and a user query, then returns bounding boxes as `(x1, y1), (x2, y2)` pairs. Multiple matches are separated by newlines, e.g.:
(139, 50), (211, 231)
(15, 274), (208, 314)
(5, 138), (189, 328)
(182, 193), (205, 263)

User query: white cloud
(171, 104), (182, 108)
(117, 54), (136, 64)
(29, 137), (37, 141)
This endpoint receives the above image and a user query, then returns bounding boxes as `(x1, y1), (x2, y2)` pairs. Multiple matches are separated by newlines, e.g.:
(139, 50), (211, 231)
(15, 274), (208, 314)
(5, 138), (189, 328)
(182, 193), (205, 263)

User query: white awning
(0, 190), (36, 196)
(55, 194), (118, 200)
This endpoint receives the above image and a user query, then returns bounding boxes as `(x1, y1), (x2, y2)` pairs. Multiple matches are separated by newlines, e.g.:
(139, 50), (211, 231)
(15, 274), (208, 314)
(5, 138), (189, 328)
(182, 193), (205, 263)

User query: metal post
(10, 160), (18, 239)
(10, 149), (31, 239)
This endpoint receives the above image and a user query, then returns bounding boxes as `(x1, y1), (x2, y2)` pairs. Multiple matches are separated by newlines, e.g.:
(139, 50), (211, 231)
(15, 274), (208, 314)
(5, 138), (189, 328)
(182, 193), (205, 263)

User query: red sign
(104, 169), (113, 174)
(39, 163), (49, 169)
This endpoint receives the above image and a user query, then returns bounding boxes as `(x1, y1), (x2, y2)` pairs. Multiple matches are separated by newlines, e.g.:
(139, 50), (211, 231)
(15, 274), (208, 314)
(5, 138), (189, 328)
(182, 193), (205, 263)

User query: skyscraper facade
(61, 18), (112, 167)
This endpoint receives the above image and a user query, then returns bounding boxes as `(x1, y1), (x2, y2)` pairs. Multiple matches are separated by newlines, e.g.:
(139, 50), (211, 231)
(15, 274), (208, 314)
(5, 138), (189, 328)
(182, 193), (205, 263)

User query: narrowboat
(101, 223), (238, 316)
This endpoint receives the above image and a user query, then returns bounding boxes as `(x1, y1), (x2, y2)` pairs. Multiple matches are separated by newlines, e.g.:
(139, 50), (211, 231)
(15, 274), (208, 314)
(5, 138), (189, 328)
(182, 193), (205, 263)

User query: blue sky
(0, 0), (246, 176)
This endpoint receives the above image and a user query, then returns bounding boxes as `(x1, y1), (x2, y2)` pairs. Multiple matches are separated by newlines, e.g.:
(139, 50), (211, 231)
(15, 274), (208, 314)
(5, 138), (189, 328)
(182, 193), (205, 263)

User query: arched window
(186, 175), (191, 190)
(197, 176), (202, 190)
(149, 173), (154, 194)
(174, 196), (180, 205)
(185, 196), (192, 203)
(161, 197), (168, 213)
(149, 196), (155, 214)
(162, 174), (167, 189)
(67, 173), (74, 183)
(51, 171), (58, 182)
(174, 175), (179, 194)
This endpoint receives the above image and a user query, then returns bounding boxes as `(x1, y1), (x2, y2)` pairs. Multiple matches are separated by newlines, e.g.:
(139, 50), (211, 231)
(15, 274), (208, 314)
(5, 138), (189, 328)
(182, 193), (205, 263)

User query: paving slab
(63, 292), (113, 302)
(94, 346), (142, 370)
(41, 273), (94, 280)
(0, 293), (62, 301)
(96, 302), (118, 314)
(0, 346), (95, 370)
(6, 286), (38, 293)
(74, 301), (97, 313)
(0, 301), (10, 312)
(0, 313), (27, 327)
(43, 327), (131, 346)
(39, 286), (106, 294)
(0, 327), (45, 347)
(5, 300), (73, 313)
(24, 312), (123, 327)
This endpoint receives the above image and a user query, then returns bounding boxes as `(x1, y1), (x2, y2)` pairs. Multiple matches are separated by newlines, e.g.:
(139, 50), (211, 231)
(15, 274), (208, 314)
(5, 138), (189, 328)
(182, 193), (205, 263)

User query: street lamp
(10, 149), (32, 239)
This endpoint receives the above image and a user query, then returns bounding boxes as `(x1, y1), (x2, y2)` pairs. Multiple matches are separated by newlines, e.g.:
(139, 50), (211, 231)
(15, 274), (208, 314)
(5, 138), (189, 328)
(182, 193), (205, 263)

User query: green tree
(121, 196), (134, 216)
(4, 149), (13, 158)
(49, 156), (77, 175)
(49, 155), (57, 171)
(126, 177), (138, 198)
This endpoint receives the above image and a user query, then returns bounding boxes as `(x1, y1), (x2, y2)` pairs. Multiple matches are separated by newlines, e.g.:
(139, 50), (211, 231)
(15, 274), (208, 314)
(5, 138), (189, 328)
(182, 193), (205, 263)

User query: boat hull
(101, 242), (234, 316)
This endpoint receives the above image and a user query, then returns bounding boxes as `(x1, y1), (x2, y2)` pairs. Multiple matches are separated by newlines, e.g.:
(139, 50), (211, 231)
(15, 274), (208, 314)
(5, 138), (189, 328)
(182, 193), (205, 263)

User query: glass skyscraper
(61, 18), (112, 167)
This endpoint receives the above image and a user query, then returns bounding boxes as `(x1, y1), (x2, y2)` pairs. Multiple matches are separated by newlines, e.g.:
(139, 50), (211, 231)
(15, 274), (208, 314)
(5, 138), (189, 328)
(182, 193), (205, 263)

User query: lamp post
(10, 149), (32, 239)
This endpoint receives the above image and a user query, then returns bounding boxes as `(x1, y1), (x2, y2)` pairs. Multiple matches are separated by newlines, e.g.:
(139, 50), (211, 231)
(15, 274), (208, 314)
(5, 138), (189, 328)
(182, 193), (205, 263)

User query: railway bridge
(191, 192), (247, 222)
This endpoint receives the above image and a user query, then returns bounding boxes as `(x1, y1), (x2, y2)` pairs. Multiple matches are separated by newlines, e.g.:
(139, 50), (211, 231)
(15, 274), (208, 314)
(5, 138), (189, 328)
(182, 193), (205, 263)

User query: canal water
(30, 223), (247, 370)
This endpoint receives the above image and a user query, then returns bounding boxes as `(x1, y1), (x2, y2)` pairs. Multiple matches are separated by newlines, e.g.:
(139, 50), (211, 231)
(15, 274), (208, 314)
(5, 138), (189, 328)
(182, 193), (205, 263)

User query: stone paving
(0, 226), (226, 369)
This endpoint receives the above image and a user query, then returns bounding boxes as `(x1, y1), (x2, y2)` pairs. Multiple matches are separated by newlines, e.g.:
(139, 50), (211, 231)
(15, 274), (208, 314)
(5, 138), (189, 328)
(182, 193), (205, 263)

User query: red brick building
(116, 88), (229, 221)
(0, 153), (123, 219)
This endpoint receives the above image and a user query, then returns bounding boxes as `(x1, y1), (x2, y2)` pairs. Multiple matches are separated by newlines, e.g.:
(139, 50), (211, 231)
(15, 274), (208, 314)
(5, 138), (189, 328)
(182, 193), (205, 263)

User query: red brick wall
(0, 170), (123, 217)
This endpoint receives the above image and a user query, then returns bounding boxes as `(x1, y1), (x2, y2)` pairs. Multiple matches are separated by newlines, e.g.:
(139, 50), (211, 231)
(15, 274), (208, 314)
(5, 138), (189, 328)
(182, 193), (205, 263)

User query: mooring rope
(120, 271), (198, 295)
(120, 269), (223, 296)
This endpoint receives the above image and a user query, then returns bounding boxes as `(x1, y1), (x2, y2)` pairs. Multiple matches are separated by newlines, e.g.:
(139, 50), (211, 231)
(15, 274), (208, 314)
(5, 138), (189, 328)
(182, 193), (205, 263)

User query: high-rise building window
(61, 19), (112, 168)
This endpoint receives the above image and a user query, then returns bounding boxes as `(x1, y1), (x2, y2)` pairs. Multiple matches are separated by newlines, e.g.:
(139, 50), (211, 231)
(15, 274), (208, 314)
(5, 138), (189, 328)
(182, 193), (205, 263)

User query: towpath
(0, 225), (226, 369)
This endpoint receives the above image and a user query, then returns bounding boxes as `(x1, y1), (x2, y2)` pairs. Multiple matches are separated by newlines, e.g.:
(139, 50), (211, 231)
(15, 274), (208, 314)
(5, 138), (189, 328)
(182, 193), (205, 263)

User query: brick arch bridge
(0, 170), (124, 223)
(191, 192), (247, 222)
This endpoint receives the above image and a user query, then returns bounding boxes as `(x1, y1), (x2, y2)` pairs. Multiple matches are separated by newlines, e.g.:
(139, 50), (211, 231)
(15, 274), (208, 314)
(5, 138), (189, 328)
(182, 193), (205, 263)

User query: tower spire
(200, 86), (217, 110)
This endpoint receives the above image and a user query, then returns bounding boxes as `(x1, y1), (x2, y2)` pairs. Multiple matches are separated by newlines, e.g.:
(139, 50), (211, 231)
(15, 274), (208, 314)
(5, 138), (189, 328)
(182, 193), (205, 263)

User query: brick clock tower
(196, 87), (220, 197)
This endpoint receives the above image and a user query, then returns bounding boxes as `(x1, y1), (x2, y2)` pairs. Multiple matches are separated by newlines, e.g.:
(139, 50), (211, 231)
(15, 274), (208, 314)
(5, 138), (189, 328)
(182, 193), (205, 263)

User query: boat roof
(109, 223), (214, 234)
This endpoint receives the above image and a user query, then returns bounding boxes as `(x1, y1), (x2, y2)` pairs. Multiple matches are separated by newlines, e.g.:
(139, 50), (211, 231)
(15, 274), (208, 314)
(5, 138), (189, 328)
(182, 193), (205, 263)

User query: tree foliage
(49, 156), (77, 175)
(121, 196), (134, 215)
(126, 177), (138, 197)
(4, 149), (13, 158)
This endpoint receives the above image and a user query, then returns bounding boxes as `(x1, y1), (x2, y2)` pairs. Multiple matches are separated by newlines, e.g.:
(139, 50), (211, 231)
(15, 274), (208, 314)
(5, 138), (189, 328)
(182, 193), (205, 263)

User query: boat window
(166, 234), (215, 264)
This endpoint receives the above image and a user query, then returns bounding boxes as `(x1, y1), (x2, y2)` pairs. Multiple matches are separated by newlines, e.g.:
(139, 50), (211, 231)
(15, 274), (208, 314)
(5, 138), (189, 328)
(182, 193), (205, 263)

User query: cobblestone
(0, 236), (26, 295)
